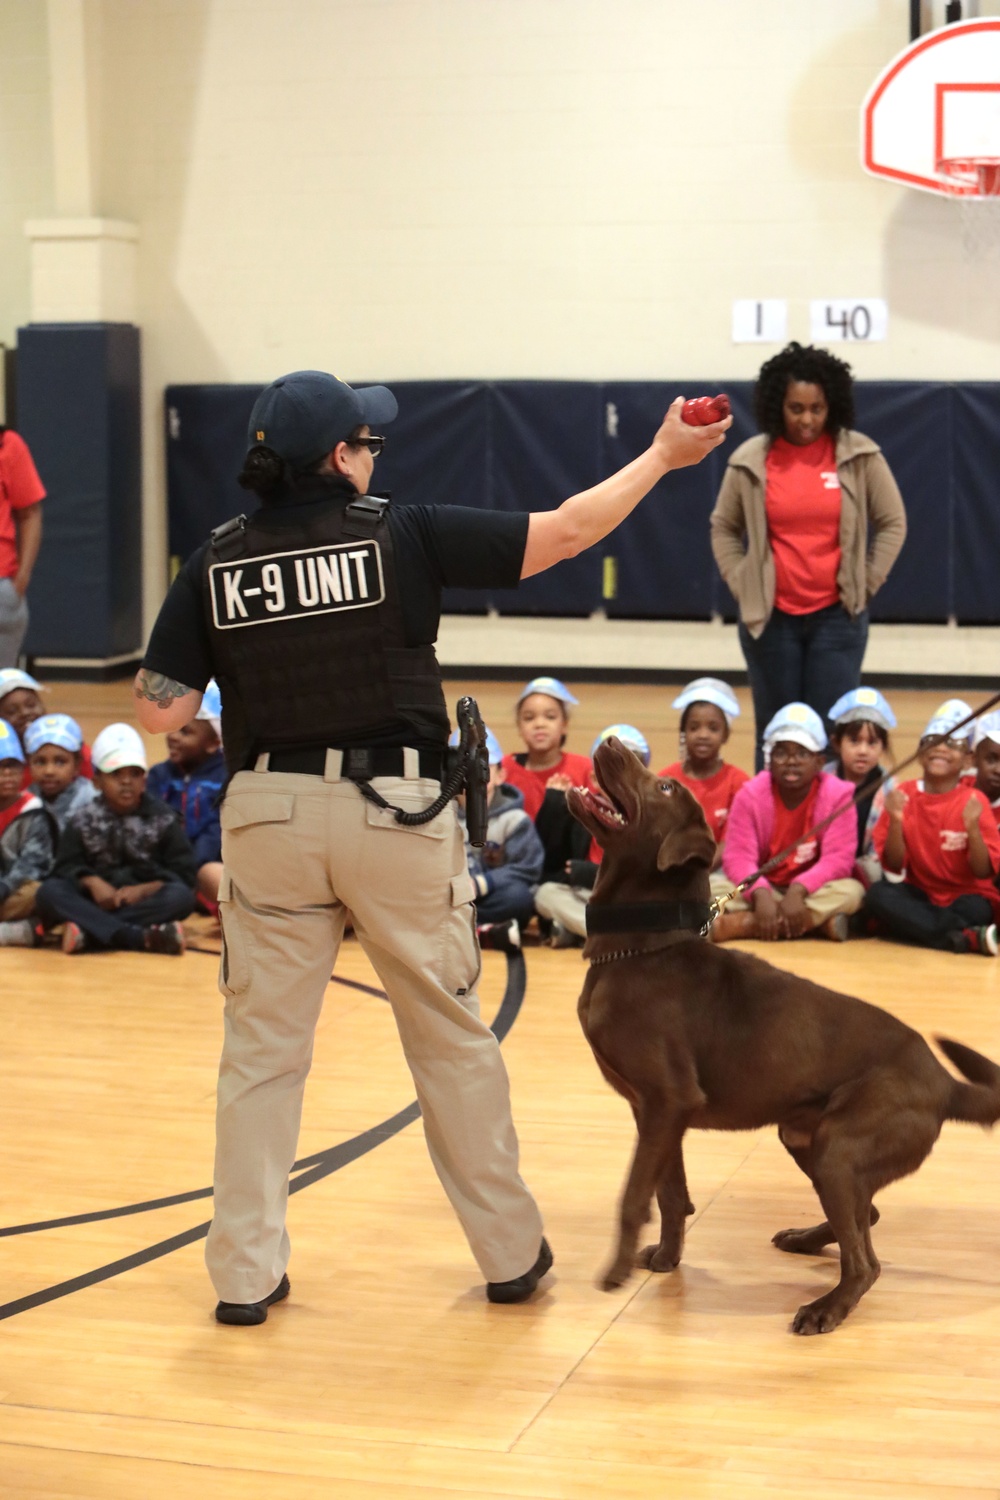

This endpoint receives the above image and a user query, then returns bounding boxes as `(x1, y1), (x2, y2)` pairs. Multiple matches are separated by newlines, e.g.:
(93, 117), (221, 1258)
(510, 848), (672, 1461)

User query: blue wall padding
(19, 323), (142, 657)
(952, 384), (1000, 624)
(165, 378), (1000, 625)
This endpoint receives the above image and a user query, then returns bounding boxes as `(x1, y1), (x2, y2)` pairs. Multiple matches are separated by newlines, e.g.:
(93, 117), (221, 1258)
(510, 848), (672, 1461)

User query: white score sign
(731, 299), (788, 343)
(809, 299), (888, 343)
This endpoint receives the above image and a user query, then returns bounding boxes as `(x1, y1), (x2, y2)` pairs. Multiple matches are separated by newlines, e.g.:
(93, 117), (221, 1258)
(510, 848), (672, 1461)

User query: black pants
(739, 603), (869, 771)
(36, 877), (196, 950)
(864, 879), (995, 953)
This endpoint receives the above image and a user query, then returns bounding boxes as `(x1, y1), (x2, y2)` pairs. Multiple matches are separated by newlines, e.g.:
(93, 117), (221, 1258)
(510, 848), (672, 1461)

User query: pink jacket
(722, 770), (857, 896)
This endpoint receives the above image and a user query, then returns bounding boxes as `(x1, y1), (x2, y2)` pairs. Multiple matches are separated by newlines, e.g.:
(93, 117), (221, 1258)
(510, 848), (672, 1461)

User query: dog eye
(658, 781), (674, 795)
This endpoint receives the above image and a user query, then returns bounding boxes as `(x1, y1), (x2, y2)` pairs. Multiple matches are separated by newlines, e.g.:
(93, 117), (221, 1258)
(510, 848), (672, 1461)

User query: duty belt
(259, 746), (445, 781)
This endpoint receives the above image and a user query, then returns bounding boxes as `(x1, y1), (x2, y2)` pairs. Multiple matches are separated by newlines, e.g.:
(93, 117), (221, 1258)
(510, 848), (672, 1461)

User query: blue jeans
(739, 603), (869, 770)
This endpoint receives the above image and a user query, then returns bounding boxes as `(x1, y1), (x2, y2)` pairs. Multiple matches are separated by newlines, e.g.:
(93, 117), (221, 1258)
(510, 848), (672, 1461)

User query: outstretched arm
(133, 667), (203, 732)
(520, 397), (730, 579)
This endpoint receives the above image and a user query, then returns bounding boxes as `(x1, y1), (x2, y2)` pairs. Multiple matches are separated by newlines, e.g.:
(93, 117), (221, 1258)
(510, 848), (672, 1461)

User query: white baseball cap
(973, 710), (1000, 751)
(828, 687), (897, 732)
(195, 679), (223, 740)
(516, 676), (579, 708)
(671, 677), (740, 725)
(0, 668), (43, 700)
(922, 698), (973, 744)
(92, 722), (148, 773)
(763, 702), (827, 756)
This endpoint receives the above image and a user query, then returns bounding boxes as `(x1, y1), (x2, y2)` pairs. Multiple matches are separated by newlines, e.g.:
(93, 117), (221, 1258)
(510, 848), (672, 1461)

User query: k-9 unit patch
(209, 540), (385, 629)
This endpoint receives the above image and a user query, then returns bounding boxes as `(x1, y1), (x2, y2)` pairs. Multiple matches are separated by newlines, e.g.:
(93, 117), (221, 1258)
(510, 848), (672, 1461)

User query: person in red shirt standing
(0, 429), (45, 670)
(657, 676), (749, 869)
(710, 343), (906, 768)
(866, 702), (1000, 956)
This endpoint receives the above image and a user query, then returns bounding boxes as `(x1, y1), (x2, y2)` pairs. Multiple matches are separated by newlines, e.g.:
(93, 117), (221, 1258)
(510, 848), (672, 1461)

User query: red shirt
(0, 431), (45, 580)
(766, 779), (821, 886)
(872, 779), (1000, 916)
(765, 434), (842, 615)
(658, 761), (750, 846)
(0, 787), (38, 837)
(501, 751), (593, 822)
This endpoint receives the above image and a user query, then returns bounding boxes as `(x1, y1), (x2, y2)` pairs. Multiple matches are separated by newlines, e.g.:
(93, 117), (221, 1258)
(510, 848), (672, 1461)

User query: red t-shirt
(501, 751), (592, 822)
(658, 761), (750, 846)
(0, 431), (46, 580)
(872, 779), (1000, 916)
(0, 787), (38, 837)
(766, 779), (822, 886)
(765, 434), (842, 615)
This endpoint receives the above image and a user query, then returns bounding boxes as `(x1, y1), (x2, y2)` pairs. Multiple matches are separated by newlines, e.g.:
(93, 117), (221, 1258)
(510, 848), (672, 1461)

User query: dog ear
(656, 823), (717, 872)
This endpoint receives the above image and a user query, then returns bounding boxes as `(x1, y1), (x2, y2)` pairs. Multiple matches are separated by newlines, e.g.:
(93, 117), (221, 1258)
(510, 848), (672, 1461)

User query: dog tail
(936, 1036), (1000, 1126)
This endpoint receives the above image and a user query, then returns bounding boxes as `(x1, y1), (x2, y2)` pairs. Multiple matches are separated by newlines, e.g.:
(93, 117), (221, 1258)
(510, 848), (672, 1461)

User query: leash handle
(711, 686), (1000, 914)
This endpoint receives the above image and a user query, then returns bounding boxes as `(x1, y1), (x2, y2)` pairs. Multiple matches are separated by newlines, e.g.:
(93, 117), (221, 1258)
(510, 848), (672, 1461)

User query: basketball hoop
(936, 154), (1000, 197)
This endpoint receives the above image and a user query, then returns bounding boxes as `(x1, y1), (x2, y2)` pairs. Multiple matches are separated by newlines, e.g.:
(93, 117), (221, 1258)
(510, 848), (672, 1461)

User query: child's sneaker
(0, 918), (36, 947)
(61, 921), (89, 955)
(143, 921), (186, 956)
(549, 919), (583, 949)
(963, 924), (998, 956)
(477, 918), (521, 955)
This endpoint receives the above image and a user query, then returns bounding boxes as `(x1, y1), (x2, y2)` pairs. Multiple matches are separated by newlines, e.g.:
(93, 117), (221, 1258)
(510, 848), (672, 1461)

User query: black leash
(709, 687), (1000, 923)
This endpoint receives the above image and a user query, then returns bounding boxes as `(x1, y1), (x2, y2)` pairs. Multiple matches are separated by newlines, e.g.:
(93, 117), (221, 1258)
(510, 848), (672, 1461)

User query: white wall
(9, 0), (1000, 636)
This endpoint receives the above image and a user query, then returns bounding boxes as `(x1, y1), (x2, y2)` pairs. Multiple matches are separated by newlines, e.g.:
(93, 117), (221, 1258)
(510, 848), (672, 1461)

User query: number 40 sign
(809, 299), (888, 343)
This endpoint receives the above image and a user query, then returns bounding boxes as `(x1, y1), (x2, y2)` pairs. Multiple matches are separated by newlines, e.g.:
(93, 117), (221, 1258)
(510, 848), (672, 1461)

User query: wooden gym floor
(3, 679), (1000, 1499)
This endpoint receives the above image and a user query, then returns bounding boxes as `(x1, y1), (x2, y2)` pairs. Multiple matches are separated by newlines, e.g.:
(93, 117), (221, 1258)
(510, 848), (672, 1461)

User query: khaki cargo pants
(205, 762), (544, 1304)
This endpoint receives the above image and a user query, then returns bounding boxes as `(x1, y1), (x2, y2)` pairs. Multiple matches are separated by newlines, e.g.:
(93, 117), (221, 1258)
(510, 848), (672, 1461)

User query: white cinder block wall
(1, 0), (999, 640)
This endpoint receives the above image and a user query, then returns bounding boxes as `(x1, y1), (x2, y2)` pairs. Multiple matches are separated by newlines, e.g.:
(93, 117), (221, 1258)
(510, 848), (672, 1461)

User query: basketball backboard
(862, 19), (1000, 197)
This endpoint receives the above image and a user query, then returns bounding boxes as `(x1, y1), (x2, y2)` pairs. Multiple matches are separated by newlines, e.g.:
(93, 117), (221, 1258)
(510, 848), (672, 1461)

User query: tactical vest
(202, 494), (449, 776)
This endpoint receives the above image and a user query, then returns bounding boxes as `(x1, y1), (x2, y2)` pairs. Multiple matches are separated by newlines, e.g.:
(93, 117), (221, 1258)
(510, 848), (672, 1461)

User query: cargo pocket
(441, 869), (481, 1000)
(217, 868), (251, 1000)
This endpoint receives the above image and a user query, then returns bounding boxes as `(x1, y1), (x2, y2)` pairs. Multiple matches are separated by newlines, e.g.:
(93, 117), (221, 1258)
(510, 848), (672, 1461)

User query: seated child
(534, 723), (650, 947)
(0, 717), (56, 946)
(826, 687), (897, 885)
(24, 713), (96, 829)
(711, 702), (864, 943)
(970, 710), (1000, 811)
(658, 677), (748, 867)
(36, 722), (197, 955)
(500, 676), (593, 880)
(864, 701), (1000, 956)
(452, 726), (543, 953)
(0, 668), (93, 782)
(146, 680), (225, 906)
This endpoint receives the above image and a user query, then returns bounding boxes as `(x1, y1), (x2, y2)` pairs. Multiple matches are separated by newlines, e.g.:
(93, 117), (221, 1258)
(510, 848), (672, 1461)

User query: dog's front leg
(601, 1104), (686, 1291)
(637, 1136), (691, 1273)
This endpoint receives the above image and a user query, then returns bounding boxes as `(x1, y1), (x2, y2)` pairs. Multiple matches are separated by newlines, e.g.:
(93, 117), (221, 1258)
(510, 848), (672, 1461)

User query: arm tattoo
(133, 669), (195, 710)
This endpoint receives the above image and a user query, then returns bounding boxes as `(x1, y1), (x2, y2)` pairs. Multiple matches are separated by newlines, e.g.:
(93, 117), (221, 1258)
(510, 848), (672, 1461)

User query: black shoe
(215, 1272), (290, 1325)
(143, 921), (186, 956)
(486, 1238), (553, 1304)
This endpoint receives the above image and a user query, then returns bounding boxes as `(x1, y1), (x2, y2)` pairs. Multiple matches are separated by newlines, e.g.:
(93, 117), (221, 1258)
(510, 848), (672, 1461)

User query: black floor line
(0, 953), (526, 1322)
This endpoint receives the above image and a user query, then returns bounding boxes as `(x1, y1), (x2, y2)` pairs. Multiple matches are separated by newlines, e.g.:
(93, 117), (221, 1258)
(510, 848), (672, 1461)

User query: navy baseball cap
(247, 370), (398, 469)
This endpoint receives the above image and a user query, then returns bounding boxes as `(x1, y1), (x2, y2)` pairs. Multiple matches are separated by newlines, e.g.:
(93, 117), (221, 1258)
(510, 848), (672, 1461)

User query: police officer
(134, 370), (730, 1324)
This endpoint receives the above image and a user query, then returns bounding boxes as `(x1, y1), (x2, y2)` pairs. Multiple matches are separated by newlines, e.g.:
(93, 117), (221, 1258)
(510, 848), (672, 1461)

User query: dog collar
(585, 900), (713, 937)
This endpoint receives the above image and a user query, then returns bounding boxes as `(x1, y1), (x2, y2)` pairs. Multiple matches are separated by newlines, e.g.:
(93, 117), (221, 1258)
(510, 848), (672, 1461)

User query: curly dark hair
(753, 341), (855, 438)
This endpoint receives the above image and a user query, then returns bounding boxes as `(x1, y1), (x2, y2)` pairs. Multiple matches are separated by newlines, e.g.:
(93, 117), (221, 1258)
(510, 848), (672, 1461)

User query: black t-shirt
(142, 483), (529, 745)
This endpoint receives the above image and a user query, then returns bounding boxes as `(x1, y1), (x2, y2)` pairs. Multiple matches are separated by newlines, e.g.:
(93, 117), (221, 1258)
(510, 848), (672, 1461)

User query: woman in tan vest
(710, 343), (906, 769)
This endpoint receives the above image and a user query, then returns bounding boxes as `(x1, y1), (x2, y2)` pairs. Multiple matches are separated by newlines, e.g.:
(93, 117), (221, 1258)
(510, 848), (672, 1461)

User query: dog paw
(791, 1297), (848, 1336)
(599, 1261), (633, 1292)
(772, 1226), (831, 1256)
(637, 1243), (681, 1273)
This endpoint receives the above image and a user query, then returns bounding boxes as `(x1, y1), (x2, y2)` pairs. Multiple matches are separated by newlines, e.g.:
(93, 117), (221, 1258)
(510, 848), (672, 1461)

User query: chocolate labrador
(567, 737), (1000, 1335)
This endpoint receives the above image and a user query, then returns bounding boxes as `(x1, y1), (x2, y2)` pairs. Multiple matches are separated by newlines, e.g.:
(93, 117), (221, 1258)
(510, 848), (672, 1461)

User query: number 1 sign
(809, 298), (888, 343)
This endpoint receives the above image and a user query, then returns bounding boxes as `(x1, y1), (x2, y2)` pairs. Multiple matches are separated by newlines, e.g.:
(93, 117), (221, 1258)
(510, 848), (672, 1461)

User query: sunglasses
(919, 735), (968, 751)
(769, 744), (818, 764)
(347, 435), (386, 457)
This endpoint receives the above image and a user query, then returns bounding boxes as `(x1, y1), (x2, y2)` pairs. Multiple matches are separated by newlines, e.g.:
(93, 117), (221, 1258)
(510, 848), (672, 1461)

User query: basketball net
(938, 156), (1000, 259)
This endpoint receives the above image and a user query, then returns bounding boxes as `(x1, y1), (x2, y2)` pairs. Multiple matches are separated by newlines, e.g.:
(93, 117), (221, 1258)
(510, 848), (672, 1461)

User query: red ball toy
(681, 394), (731, 425)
